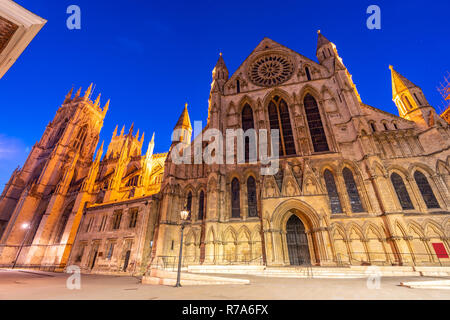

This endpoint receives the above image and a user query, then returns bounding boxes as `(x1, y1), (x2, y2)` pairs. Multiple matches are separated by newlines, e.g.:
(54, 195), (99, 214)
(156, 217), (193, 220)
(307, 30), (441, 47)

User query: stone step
(400, 280), (450, 290)
(142, 268), (250, 286)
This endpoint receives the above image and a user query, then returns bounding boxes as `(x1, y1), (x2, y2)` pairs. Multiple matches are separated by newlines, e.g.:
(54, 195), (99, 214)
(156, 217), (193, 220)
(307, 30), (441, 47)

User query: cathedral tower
(0, 84), (108, 267)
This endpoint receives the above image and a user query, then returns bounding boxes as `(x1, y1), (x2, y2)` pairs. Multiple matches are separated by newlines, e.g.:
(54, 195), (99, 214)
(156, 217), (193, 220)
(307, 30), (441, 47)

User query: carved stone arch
(407, 222), (426, 238)
(242, 169), (258, 183)
(227, 171), (243, 185)
(371, 161), (388, 178)
(185, 228), (197, 245)
(298, 84), (322, 102)
(331, 223), (348, 241)
(207, 176), (217, 192)
(222, 226), (237, 243)
(437, 160), (450, 175)
(387, 165), (410, 179)
(282, 175), (301, 197)
(346, 223), (366, 241)
(408, 163), (436, 179)
(262, 87), (294, 108)
(263, 175), (280, 198)
(271, 198), (321, 232)
(363, 223), (383, 240)
(237, 226), (251, 242)
(423, 220), (445, 238)
(206, 227), (216, 242)
(237, 95), (256, 114)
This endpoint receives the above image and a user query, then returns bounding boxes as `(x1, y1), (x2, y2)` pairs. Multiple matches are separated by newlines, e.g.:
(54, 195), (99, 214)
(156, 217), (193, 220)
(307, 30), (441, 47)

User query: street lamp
(12, 223), (31, 269)
(175, 208), (189, 287)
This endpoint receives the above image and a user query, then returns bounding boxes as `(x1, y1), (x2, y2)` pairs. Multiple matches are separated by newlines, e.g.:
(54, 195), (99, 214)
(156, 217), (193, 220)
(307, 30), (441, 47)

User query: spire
(174, 103), (192, 131)
(140, 132), (145, 144)
(212, 52), (228, 81)
(103, 99), (110, 116)
(128, 122), (134, 136)
(95, 141), (104, 163)
(112, 125), (118, 137)
(389, 65), (419, 99)
(84, 83), (93, 100)
(120, 125), (125, 136)
(135, 129), (140, 140)
(316, 30), (331, 52)
(64, 87), (73, 103)
(94, 93), (101, 107)
(74, 87), (81, 98)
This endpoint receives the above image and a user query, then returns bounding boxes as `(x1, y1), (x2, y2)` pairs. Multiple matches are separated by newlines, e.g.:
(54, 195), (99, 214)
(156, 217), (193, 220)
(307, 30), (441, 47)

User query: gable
(225, 37), (326, 94)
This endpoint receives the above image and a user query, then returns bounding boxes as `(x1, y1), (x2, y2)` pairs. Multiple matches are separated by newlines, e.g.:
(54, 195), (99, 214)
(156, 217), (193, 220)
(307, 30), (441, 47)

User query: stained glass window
(324, 170), (342, 214)
(304, 94), (329, 152)
(391, 173), (414, 210)
(342, 168), (364, 213)
(414, 171), (440, 209)
(231, 178), (241, 218)
(242, 104), (255, 162)
(268, 96), (296, 156)
(198, 191), (205, 220)
(186, 192), (192, 220)
(247, 176), (257, 217)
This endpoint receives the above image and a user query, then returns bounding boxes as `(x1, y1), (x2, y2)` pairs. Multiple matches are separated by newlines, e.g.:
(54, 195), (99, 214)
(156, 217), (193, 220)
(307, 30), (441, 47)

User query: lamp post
(175, 209), (189, 287)
(12, 223), (30, 269)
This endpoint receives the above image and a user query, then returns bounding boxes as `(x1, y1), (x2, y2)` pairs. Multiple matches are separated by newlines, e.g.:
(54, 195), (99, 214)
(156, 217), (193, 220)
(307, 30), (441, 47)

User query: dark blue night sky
(0, 0), (449, 187)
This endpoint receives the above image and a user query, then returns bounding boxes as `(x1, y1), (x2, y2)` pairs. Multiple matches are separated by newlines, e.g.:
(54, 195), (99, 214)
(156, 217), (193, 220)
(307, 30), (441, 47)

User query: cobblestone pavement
(1, 269), (449, 300)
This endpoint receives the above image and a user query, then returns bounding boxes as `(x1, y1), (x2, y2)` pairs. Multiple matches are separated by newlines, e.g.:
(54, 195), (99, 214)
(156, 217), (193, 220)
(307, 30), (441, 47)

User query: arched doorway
(286, 215), (310, 265)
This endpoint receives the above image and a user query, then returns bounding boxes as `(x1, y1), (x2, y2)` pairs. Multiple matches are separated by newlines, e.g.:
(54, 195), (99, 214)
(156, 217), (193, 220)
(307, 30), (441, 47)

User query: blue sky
(0, 0), (449, 188)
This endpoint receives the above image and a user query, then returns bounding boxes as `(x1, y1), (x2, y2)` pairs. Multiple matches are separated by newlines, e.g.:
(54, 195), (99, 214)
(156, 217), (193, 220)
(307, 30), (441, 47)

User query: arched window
(403, 96), (412, 109)
(247, 176), (257, 217)
(305, 67), (311, 81)
(73, 125), (88, 150)
(198, 190), (205, 220)
(236, 80), (240, 93)
(324, 170), (342, 214)
(390, 173), (414, 210)
(268, 96), (296, 156)
(414, 171), (440, 209)
(241, 104), (255, 162)
(369, 122), (376, 132)
(186, 192), (192, 220)
(304, 94), (329, 152)
(342, 168), (364, 213)
(383, 122), (389, 131)
(231, 178), (241, 218)
(393, 122), (398, 130)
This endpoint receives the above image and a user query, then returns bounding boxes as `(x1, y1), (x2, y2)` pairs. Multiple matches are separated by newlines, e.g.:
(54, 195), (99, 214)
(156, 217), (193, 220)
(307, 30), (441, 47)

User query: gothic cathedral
(0, 32), (449, 274)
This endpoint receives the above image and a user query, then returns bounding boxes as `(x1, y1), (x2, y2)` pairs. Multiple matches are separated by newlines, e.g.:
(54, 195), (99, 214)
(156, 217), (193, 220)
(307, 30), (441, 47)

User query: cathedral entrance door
(286, 215), (310, 266)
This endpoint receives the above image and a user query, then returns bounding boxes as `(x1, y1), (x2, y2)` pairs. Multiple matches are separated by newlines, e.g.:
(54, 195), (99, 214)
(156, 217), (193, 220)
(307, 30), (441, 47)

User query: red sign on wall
(432, 243), (449, 259)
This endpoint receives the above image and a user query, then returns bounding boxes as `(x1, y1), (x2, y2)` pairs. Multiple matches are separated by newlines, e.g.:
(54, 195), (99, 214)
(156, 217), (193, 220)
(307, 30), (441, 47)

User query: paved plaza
(0, 269), (449, 300)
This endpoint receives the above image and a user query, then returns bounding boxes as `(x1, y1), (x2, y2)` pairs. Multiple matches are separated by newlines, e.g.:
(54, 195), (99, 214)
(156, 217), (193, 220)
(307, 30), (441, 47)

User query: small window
(112, 210), (122, 230)
(129, 208), (138, 228)
(236, 80), (240, 93)
(413, 93), (421, 105)
(186, 192), (192, 220)
(198, 191), (205, 220)
(370, 122), (376, 132)
(383, 122), (388, 131)
(305, 67), (311, 81)
(106, 243), (115, 260)
(231, 178), (241, 218)
(393, 122), (398, 130)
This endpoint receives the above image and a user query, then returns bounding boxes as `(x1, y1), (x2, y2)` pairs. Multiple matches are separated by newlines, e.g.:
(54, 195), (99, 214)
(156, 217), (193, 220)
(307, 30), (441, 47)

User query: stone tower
(0, 84), (108, 267)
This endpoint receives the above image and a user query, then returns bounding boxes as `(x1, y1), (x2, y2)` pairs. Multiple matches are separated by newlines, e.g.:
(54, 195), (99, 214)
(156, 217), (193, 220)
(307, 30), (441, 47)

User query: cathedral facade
(0, 32), (449, 274)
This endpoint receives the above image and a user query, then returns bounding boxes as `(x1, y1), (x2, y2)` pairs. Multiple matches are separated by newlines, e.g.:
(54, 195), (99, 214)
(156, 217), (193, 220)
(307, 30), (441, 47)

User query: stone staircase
(187, 265), (450, 279)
